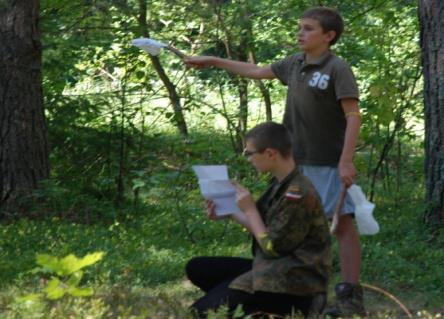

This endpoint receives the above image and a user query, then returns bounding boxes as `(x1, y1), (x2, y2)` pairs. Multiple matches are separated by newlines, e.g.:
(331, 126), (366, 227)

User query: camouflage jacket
(229, 168), (331, 296)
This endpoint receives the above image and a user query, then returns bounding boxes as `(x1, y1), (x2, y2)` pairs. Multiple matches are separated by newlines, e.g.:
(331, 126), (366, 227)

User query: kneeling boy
(186, 122), (331, 318)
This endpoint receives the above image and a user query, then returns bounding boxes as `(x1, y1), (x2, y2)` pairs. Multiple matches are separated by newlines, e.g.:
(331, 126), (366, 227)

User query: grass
(0, 130), (443, 318)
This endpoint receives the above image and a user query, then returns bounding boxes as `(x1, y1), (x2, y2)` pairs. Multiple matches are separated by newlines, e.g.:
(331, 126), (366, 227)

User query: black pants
(185, 256), (315, 318)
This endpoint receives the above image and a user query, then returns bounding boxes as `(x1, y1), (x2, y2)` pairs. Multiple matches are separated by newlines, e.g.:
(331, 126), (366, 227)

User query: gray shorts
(300, 165), (355, 219)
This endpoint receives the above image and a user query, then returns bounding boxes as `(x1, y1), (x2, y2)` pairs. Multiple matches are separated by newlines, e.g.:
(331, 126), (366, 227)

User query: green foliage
(1, 130), (443, 317)
(31, 252), (104, 300)
(1, 0), (440, 317)
(0, 0), (7, 10)
(35, 252), (104, 277)
(4, 252), (105, 318)
(7, 295), (110, 319)
(37, 0), (423, 215)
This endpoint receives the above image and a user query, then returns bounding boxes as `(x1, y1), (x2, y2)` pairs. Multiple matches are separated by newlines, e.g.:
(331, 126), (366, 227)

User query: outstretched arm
(184, 56), (276, 80)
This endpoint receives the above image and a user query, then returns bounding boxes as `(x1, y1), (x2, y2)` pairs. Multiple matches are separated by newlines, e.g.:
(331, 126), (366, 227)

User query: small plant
(31, 251), (104, 300)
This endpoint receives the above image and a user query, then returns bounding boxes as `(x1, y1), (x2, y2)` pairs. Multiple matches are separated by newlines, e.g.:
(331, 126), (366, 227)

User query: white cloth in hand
(132, 38), (167, 56)
(348, 184), (379, 235)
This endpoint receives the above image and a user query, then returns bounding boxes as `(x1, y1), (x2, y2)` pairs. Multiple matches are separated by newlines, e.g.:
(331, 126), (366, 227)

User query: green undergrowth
(0, 130), (442, 318)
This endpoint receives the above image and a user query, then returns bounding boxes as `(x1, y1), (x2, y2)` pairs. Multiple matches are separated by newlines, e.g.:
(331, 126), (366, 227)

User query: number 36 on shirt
(308, 71), (330, 90)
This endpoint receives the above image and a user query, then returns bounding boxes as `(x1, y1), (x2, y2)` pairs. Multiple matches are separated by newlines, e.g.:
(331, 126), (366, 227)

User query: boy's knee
(335, 215), (355, 237)
(185, 257), (203, 279)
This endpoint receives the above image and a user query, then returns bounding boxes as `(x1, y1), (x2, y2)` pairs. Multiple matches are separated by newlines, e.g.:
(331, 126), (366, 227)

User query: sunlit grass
(0, 130), (442, 318)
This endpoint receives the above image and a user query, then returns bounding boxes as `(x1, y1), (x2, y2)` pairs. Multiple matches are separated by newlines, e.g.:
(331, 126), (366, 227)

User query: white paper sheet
(192, 165), (241, 216)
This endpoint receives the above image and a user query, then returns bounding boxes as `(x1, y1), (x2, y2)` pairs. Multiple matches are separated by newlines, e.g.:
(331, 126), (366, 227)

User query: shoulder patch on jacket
(285, 185), (303, 201)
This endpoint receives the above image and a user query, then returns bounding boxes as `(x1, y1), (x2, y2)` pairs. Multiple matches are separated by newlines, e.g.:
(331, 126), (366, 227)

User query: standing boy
(185, 7), (364, 317)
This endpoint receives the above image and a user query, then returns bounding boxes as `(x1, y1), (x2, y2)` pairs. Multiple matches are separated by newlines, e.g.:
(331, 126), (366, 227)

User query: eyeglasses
(242, 148), (264, 157)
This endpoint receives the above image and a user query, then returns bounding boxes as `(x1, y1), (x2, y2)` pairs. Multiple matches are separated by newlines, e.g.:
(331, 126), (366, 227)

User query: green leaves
(32, 252), (104, 300)
(45, 278), (66, 300)
(44, 276), (94, 300)
(36, 252), (104, 277)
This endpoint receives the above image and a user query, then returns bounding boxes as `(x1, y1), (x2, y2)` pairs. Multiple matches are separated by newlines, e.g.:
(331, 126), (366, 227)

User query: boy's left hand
(204, 200), (231, 220)
(338, 160), (356, 187)
(233, 182), (256, 212)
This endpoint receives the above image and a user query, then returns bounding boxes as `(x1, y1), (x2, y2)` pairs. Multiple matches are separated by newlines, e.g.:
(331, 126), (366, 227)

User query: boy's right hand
(184, 56), (215, 69)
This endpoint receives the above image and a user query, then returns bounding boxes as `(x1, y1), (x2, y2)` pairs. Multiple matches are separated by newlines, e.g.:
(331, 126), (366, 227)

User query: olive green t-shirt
(271, 51), (359, 166)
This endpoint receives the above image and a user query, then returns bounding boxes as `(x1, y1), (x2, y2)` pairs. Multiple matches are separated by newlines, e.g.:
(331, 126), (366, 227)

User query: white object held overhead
(131, 38), (186, 58)
(347, 184), (379, 235)
(132, 38), (167, 56)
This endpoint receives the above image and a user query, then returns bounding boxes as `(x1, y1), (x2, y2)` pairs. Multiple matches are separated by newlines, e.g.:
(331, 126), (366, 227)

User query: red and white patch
(285, 192), (302, 200)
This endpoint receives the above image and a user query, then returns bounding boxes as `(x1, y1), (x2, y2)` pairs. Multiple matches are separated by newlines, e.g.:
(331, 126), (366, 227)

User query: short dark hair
(245, 122), (292, 158)
(302, 7), (344, 45)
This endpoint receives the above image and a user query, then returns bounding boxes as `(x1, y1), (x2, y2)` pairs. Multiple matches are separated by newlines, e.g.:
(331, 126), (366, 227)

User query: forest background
(0, 0), (443, 318)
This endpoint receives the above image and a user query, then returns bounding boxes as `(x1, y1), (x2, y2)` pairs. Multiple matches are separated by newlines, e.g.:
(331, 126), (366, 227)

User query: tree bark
(419, 0), (444, 226)
(138, 0), (188, 138)
(236, 37), (249, 152)
(233, 1), (251, 152)
(0, 0), (49, 215)
(249, 50), (272, 122)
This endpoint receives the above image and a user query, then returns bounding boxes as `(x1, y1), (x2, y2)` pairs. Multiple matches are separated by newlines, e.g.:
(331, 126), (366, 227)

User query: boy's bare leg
(325, 214), (366, 317)
(336, 214), (361, 283)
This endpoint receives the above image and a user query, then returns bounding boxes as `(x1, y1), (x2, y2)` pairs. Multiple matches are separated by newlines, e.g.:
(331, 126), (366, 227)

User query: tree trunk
(138, 0), (188, 138)
(249, 51), (272, 122)
(234, 1), (251, 152)
(0, 0), (49, 215)
(419, 0), (444, 227)
(236, 77), (248, 152)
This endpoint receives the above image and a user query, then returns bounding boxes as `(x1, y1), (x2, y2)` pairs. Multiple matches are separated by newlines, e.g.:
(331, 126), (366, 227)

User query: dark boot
(324, 282), (366, 318)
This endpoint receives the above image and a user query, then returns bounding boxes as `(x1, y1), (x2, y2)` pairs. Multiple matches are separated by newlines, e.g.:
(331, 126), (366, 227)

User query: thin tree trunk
(133, 99), (146, 205)
(244, 0), (271, 122)
(0, 0), (49, 215)
(249, 51), (272, 121)
(138, 0), (188, 138)
(234, 1), (251, 152)
(419, 0), (444, 227)
(396, 137), (402, 192)
(368, 64), (421, 200)
(115, 80), (126, 207)
(237, 77), (248, 151)
(217, 80), (238, 153)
